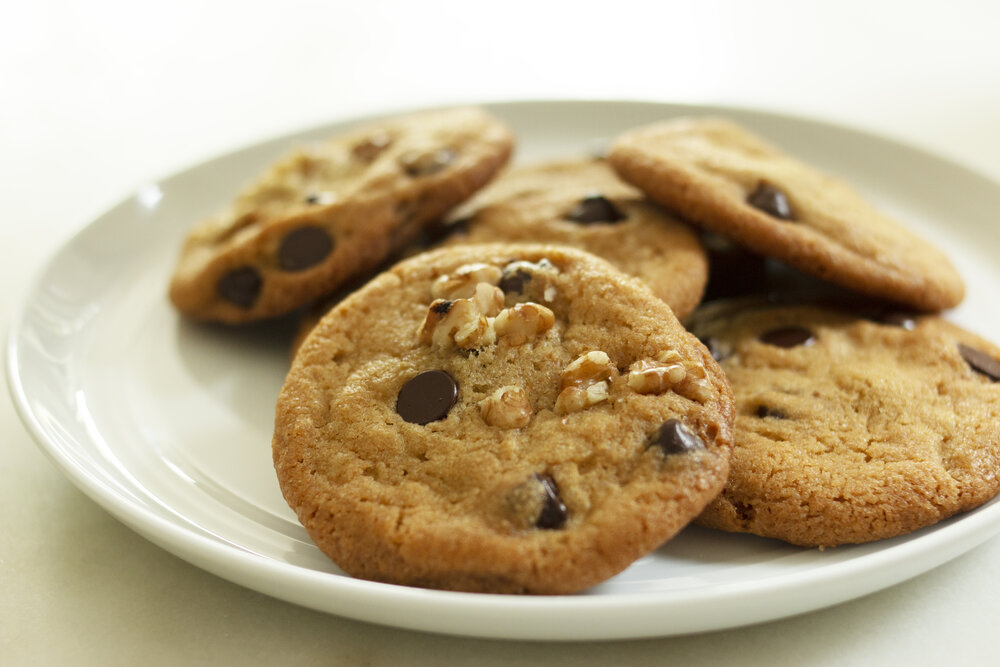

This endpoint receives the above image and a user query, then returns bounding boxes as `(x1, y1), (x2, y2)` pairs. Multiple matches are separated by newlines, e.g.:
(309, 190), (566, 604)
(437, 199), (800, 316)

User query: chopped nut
(555, 380), (610, 414)
(558, 351), (616, 391)
(418, 298), (496, 349)
(627, 358), (687, 394)
(494, 302), (555, 346)
(555, 351), (617, 414)
(479, 386), (533, 428)
(675, 361), (712, 403)
(431, 263), (503, 300)
(472, 282), (504, 317)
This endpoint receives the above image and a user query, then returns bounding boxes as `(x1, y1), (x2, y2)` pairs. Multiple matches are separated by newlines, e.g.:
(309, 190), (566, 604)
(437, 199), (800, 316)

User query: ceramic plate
(8, 100), (1000, 641)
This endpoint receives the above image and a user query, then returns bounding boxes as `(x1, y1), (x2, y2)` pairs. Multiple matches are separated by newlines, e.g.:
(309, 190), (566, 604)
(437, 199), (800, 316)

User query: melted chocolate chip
(958, 344), (1000, 382)
(534, 474), (568, 529)
(755, 405), (787, 419)
(399, 148), (455, 177)
(498, 268), (531, 295)
(747, 182), (794, 220)
(760, 326), (815, 348)
(396, 370), (458, 424)
(648, 419), (705, 455)
(278, 226), (334, 271)
(216, 266), (262, 308)
(564, 194), (626, 224)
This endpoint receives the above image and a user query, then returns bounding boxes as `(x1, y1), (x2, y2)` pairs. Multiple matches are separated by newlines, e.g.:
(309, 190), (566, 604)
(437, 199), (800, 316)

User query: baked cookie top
(688, 299), (1000, 547)
(169, 107), (513, 323)
(273, 244), (734, 594)
(440, 158), (708, 320)
(608, 117), (965, 311)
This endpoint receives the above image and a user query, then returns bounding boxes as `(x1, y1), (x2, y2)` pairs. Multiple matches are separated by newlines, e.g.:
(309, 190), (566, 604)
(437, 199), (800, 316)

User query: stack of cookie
(168, 107), (1000, 594)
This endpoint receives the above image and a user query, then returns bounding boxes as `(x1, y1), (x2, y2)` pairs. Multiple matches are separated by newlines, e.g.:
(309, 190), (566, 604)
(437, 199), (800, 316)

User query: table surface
(3, 1), (1000, 664)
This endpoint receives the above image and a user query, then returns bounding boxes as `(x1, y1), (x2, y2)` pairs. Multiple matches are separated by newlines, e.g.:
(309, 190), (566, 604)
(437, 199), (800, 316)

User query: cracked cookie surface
(273, 243), (733, 593)
(608, 117), (964, 311)
(169, 107), (513, 323)
(688, 299), (1000, 547)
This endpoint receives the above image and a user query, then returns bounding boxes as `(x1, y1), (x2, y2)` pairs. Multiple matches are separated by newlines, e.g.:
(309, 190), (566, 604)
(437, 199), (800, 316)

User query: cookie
(608, 117), (965, 311)
(688, 299), (1000, 547)
(169, 107), (514, 323)
(273, 243), (734, 594)
(438, 158), (708, 320)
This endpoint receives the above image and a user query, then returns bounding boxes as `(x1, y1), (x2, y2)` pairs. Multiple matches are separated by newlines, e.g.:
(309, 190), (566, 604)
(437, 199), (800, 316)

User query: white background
(3, 1), (999, 664)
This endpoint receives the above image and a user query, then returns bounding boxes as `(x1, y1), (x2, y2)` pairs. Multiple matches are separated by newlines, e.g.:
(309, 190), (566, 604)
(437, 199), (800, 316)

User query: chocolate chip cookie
(609, 117), (965, 311)
(273, 243), (734, 594)
(688, 299), (1000, 547)
(439, 158), (708, 320)
(169, 107), (514, 323)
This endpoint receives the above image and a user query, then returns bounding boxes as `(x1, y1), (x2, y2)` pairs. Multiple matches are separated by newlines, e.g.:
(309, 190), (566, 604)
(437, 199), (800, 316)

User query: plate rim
(8, 98), (1000, 641)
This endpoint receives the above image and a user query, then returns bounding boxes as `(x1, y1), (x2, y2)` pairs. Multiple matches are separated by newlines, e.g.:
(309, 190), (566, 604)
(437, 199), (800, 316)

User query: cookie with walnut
(273, 243), (734, 594)
(688, 299), (1000, 547)
(169, 106), (514, 323)
(608, 117), (964, 311)
(438, 158), (708, 320)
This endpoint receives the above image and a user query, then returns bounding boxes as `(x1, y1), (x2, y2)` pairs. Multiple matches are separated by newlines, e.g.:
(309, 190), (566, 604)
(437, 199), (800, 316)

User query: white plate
(8, 100), (1000, 641)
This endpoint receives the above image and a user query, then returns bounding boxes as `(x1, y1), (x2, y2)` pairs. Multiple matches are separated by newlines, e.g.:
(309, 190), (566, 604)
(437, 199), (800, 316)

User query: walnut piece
(479, 386), (533, 429)
(675, 361), (712, 403)
(555, 351), (617, 413)
(493, 302), (555, 346)
(418, 298), (496, 349)
(431, 263), (503, 300)
(627, 350), (687, 394)
(554, 380), (610, 414)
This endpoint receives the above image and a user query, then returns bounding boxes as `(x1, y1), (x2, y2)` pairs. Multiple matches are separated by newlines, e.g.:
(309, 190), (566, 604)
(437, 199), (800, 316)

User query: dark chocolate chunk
(352, 132), (392, 162)
(396, 370), (458, 424)
(534, 474), (568, 529)
(216, 266), (262, 308)
(278, 226), (334, 271)
(499, 268), (531, 295)
(399, 148), (455, 177)
(958, 343), (1000, 382)
(760, 325), (815, 348)
(747, 182), (794, 220)
(755, 405), (787, 419)
(564, 194), (626, 224)
(648, 419), (705, 455)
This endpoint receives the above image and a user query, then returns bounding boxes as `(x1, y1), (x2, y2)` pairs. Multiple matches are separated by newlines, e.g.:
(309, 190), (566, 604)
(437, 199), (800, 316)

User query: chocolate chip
(755, 405), (787, 419)
(216, 266), (262, 308)
(534, 474), (568, 529)
(760, 326), (815, 348)
(648, 419), (705, 455)
(747, 182), (794, 220)
(352, 132), (392, 162)
(399, 148), (455, 177)
(958, 344), (1000, 382)
(564, 194), (626, 224)
(396, 370), (458, 424)
(498, 268), (531, 295)
(278, 226), (334, 271)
